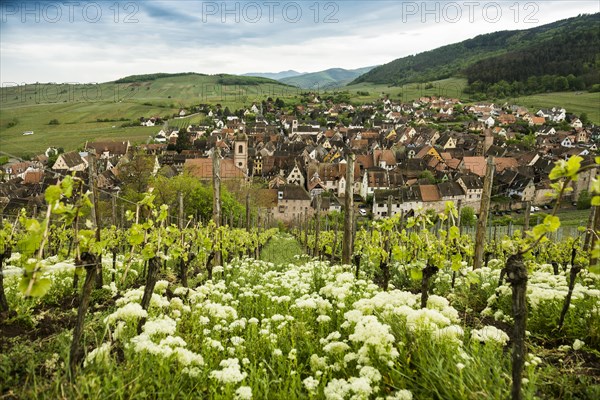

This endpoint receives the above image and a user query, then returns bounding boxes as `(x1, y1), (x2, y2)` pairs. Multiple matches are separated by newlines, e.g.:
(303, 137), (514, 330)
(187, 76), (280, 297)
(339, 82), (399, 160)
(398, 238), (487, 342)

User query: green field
(504, 91), (600, 124)
(345, 78), (468, 103)
(0, 75), (300, 157)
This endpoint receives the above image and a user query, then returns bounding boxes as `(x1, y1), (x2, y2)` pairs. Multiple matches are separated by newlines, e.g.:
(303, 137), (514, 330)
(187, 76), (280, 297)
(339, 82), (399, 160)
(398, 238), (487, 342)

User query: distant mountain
(352, 13), (600, 95)
(242, 70), (305, 80)
(280, 66), (377, 89)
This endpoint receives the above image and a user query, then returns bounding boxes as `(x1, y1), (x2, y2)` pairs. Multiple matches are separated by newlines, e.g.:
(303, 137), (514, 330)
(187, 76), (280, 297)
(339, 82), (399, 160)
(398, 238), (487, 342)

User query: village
(1, 93), (598, 224)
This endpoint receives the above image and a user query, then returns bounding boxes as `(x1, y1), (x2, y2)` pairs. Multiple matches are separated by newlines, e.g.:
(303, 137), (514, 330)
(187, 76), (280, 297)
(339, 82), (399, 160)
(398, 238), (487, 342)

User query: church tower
(234, 131), (248, 173)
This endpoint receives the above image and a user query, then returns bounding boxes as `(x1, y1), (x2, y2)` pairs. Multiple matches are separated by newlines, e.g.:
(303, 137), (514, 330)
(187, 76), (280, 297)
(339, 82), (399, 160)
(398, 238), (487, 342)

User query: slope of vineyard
(1, 230), (599, 399)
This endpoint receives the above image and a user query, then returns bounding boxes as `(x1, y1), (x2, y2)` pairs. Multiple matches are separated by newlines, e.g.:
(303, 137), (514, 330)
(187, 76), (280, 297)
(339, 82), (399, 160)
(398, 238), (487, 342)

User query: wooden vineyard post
(522, 201), (531, 238)
(87, 152), (103, 288)
(178, 191), (184, 230)
(505, 253), (527, 400)
(314, 195), (321, 258)
(583, 206), (596, 251)
(387, 194), (393, 219)
(332, 219), (339, 262)
(111, 195), (117, 227)
(343, 153), (355, 264)
(69, 252), (98, 378)
(474, 156), (494, 269)
(246, 192), (251, 231)
(212, 148), (222, 266)
(457, 199), (463, 234)
(304, 210), (309, 251)
(590, 205), (600, 266)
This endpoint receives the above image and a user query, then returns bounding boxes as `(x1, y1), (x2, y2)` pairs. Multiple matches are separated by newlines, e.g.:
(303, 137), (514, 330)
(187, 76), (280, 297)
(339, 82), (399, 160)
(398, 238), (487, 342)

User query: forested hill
(351, 13), (600, 95)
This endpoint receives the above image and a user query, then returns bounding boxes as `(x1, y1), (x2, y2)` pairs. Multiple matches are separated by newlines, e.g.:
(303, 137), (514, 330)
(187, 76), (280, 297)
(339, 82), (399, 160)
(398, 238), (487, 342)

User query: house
(372, 186), (422, 219)
(436, 133), (457, 149)
(183, 157), (245, 181)
(361, 167), (389, 199)
(52, 151), (87, 172)
(507, 175), (535, 201)
(571, 118), (583, 130)
(457, 175), (483, 207)
(373, 149), (397, 170)
(561, 136), (574, 148)
(273, 185), (313, 223)
(286, 164), (305, 186)
(460, 157), (487, 177)
(437, 181), (465, 202)
(85, 141), (130, 159)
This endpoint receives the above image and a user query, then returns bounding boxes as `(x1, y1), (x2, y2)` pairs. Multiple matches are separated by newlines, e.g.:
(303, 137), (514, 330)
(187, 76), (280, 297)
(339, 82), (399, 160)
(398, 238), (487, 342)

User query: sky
(1, 0), (599, 83)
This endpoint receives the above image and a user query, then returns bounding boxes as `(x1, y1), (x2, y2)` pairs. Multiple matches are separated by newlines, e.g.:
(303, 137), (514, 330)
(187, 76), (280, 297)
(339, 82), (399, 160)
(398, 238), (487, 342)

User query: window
(238, 144), (243, 154)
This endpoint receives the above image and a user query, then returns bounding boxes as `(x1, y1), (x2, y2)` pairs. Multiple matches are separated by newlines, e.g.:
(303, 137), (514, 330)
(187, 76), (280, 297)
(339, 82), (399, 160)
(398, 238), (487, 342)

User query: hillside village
(2, 93), (598, 223)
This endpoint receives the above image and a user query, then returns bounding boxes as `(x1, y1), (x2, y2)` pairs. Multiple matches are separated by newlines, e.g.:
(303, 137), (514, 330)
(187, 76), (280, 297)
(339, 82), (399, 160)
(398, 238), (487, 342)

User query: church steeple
(234, 131), (248, 173)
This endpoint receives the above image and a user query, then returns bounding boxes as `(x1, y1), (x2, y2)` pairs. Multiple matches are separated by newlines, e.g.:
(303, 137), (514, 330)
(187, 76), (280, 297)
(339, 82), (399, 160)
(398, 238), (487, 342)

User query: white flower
(174, 348), (204, 366)
(387, 389), (413, 400)
(359, 366), (382, 383)
(210, 358), (247, 384)
(471, 326), (509, 346)
(235, 386), (252, 400)
(159, 335), (187, 348)
(317, 315), (332, 323)
(456, 362), (465, 371)
(324, 378), (351, 400)
(573, 339), (585, 350)
(154, 280), (169, 293)
(272, 349), (283, 357)
(288, 349), (297, 361)
(142, 316), (177, 337)
(303, 376), (319, 394)
(84, 342), (111, 368)
(323, 341), (350, 354)
(348, 376), (373, 397)
(183, 366), (201, 378)
(104, 302), (148, 324)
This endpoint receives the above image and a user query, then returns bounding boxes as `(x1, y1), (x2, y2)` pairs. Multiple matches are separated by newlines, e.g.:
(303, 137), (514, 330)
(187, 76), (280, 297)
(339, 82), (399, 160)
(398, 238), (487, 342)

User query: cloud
(1, 0), (598, 82)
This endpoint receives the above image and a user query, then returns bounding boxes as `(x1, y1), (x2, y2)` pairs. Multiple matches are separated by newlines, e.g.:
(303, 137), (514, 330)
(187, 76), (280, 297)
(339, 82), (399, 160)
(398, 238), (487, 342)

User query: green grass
(259, 233), (305, 265)
(503, 91), (600, 124)
(344, 78), (468, 104)
(0, 75), (303, 157)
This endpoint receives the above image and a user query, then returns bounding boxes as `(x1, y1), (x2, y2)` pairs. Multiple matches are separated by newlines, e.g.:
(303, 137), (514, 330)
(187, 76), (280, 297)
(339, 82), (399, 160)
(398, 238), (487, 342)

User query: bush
(48, 119), (60, 125)
(577, 190), (592, 210)
(460, 206), (477, 227)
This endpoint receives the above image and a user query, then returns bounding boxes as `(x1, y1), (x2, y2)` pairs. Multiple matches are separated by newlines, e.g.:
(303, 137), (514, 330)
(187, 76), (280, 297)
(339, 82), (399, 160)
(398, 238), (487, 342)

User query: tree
(175, 128), (191, 153)
(419, 170), (436, 184)
(460, 206), (477, 227)
(553, 76), (569, 91)
(119, 153), (156, 199)
(577, 190), (592, 210)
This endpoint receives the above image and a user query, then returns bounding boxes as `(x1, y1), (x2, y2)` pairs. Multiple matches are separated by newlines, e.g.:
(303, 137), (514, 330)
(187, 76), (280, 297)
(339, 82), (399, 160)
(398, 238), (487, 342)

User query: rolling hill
(242, 70), (305, 80)
(352, 13), (600, 92)
(280, 66), (377, 89)
(0, 73), (298, 157)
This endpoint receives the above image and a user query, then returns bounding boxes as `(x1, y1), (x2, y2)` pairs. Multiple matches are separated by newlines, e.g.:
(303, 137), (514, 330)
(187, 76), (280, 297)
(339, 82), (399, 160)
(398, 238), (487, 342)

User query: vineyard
(1, 157), (600, 399)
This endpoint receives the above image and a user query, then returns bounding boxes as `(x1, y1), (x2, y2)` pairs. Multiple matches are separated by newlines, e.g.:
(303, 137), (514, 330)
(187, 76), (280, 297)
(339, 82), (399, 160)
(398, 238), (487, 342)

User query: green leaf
(448, 226), (460, 241)
(592, 196), (600, 206)
(450, 253), (462, 272)
(466, 271), (480, 285)
(60, 176), (74, 198)
(45, 185), (62, 204)
(544, 215), (561, 232)
(410, 268), (423, 281)
(18, 275), (52, 297)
